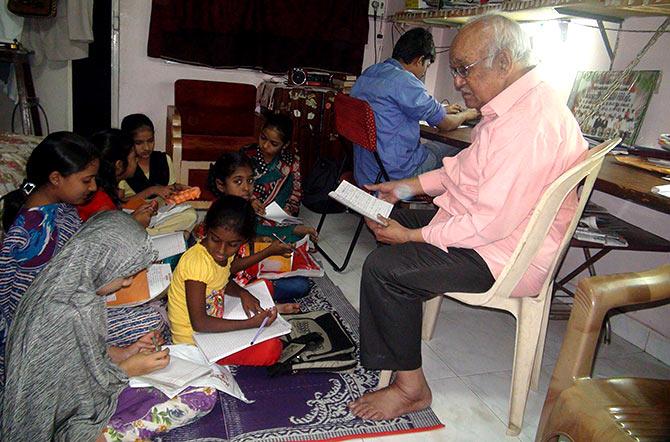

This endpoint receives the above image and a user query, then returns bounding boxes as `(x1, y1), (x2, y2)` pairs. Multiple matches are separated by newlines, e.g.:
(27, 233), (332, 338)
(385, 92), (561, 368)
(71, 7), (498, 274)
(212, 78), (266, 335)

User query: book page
(262, 201), (302, 225)
(223, 281), (276, 320)
(136, 355), (211, 389)
(328, 180), (393, 224)
(193, 315), (292, 363)
(106, 264), (172, 307)
(150, 232), (187, 260)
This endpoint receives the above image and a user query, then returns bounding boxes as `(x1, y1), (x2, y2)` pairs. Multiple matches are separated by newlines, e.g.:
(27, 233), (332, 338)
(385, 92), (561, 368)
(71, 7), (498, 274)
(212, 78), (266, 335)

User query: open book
(193, 282), (292, 363)
(106, 263), (172, 307)
(328, 180), (393, 225)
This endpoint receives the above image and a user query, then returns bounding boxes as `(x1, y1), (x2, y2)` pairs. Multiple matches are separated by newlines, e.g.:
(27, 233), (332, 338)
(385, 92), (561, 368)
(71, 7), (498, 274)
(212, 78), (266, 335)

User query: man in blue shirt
(351, 28), (478, 186)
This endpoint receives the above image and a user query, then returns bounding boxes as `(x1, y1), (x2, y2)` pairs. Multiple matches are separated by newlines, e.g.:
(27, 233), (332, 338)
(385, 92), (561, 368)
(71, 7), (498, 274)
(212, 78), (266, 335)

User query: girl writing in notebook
(168, 195), (298, 366)
(119, 113), (186, 200)
(206, 152), (315, 301)
(0, 132), (99, 387)
(1, 212), (215, 441)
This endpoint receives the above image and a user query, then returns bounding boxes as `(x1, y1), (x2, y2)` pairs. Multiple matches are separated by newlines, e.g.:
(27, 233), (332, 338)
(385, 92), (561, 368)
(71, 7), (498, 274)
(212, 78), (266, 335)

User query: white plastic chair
(377, 138), (621, 436)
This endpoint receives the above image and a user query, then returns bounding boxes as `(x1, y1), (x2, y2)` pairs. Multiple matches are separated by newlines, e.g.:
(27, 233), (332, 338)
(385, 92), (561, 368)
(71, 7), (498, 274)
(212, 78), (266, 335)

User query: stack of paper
(150, 203), (191, 228)
(651, 183), (670, 198)
(574, 216), (628, 247)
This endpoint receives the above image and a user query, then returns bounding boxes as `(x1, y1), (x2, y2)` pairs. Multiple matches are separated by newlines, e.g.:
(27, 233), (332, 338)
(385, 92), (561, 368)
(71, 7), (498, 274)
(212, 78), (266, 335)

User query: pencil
(152, 333), (160, 352)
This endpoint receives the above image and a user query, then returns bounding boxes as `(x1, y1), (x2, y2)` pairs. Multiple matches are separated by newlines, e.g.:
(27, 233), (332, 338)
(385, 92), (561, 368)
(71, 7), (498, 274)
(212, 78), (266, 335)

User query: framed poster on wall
(566, 70), (660, 146)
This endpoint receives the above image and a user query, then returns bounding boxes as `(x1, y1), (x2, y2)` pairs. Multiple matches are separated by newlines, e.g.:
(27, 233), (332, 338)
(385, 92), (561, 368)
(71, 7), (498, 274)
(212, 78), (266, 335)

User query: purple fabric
(109, 387), (168, 426)
(162, 276), (444, 441)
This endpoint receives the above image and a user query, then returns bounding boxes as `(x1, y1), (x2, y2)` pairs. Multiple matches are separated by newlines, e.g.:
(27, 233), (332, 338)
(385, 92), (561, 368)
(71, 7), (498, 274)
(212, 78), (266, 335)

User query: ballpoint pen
(250, 315), (270, 345)
(272, 233), (310, 262)
(152, 333), (161, 352)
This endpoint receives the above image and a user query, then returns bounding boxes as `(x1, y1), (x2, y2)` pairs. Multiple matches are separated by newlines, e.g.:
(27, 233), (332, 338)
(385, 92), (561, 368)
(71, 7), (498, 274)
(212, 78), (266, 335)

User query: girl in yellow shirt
(168, 195), (283, 365)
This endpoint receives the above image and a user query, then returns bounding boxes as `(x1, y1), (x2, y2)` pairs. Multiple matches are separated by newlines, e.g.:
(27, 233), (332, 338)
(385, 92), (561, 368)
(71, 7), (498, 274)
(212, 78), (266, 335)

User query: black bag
(302, 157), (346, 214)
(268, 310), (357, 376)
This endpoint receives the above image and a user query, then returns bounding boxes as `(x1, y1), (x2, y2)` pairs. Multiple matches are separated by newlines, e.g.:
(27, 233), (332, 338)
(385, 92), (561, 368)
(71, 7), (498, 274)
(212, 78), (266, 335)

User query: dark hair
(392, 28), (436, 64)
(1, 131), (99, 231)
(204, 195), (256, 241)
(90, 129), (135, 206)
(207, 152), (254, 198)
(262, 112), (293, 145)
(121, 113), (155, 136)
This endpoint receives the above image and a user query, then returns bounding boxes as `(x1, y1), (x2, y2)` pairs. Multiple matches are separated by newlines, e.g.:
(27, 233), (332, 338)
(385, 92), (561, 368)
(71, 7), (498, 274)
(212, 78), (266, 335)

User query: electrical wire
(10, 101), (49, 135)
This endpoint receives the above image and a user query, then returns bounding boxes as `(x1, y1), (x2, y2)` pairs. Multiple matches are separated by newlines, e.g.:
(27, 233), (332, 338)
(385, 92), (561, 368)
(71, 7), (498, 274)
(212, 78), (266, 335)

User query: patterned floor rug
(162, 275), (444, 441)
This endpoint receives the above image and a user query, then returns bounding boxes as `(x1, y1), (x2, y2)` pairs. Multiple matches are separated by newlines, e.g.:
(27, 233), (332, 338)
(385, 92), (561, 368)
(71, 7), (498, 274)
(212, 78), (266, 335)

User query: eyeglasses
(449, 53), (495, 79)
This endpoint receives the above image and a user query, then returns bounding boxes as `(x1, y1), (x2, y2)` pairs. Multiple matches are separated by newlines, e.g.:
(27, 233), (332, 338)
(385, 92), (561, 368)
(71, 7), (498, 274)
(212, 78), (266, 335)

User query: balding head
(460, 14), (532, 68)
(449, 14), (533, 109)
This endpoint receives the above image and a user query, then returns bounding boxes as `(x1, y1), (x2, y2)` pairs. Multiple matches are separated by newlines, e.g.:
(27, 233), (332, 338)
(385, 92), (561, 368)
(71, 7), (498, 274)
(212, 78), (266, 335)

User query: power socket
(368, 0), (385, 17)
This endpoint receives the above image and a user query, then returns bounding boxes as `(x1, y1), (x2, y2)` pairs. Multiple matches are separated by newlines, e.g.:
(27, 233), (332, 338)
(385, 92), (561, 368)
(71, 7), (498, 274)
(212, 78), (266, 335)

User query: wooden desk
(420, 124), (471, 150)
(595, 156), (670, 215)
(420, 124), (670, 214)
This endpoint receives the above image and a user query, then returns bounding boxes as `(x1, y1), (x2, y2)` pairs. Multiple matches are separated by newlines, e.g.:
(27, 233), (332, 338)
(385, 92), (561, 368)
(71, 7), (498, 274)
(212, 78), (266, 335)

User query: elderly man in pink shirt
(349, 14), (587, 421)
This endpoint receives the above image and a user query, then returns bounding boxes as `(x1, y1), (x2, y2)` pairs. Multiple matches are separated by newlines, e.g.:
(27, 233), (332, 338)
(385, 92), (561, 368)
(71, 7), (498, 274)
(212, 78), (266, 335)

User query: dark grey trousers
(359, 208), (495, 371)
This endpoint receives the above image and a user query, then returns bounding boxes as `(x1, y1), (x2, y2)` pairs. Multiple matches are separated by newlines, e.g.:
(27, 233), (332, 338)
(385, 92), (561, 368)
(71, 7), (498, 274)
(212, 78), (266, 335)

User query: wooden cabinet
(258, 81), (349, 178)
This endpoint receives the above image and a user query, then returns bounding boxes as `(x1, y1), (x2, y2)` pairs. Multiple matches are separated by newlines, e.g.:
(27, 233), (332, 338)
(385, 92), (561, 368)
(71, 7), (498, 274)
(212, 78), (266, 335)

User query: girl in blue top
(0, 132), (99, 386)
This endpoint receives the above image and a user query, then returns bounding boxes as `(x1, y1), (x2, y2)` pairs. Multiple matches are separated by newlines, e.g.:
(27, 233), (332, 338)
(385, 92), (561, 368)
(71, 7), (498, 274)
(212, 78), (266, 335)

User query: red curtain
(148, 0), (369, 75)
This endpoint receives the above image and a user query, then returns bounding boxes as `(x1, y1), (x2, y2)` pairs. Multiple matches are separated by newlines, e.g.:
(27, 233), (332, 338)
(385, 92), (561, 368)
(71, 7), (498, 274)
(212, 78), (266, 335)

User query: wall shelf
(392, 0), (670, 27)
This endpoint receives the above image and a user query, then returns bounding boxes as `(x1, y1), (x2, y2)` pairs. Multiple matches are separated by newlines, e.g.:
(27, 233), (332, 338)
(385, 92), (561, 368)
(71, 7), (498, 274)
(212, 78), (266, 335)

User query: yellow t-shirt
(167, 242), (231, 344)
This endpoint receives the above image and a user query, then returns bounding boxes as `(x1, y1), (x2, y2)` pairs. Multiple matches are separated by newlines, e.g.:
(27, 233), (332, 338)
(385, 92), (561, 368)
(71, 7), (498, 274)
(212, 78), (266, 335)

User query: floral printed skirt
(103, 386), (217, 441)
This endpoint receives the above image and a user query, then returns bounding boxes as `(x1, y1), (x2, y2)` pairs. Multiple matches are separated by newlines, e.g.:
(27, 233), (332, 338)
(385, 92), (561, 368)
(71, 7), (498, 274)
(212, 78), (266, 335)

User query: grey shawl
(1, 211), (156, 442)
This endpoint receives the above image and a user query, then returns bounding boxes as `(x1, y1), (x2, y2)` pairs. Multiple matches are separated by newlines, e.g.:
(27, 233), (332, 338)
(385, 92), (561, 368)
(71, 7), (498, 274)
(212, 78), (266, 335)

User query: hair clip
(21, 181), (36, 196)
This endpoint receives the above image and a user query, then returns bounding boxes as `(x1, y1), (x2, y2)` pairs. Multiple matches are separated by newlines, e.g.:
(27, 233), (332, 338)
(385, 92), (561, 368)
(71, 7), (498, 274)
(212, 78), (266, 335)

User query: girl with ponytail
(0, 131), (99, 386)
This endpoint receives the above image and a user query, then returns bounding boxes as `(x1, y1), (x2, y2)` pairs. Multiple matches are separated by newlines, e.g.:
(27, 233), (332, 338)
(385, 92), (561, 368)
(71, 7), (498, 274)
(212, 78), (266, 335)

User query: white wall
(118, 0), (400, 149)
(118, 0), (271, 149)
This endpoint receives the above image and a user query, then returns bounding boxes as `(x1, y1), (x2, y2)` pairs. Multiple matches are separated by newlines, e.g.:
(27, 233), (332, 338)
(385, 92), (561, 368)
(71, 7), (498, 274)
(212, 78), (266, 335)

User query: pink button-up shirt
(419, 68), (587, 297)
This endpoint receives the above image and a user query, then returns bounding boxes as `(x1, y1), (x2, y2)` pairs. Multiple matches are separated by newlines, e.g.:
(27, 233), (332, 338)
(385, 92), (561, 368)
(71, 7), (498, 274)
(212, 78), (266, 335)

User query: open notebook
(135, 355), (211, 390)
(328, 180), (393, 225)
(193, 282), (292, 363)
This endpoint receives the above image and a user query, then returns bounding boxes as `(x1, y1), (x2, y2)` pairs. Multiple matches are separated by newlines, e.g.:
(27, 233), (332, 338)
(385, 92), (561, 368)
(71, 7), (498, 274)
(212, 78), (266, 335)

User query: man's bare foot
(277, 303), (300, 314)
(348, 368), (432, 420)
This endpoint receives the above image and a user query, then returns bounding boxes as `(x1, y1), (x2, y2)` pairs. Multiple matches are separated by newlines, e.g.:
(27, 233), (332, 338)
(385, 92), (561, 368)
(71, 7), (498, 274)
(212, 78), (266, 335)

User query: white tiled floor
(302, 207), (670, 442)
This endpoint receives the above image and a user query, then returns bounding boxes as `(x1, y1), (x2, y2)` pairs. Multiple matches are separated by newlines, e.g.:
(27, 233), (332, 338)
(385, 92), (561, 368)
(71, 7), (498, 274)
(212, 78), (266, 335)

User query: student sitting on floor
(241, 112), (303, 217)
(206, 152), (315, 302)
(119, 113), (187, 200)
(0, 132), (99, 388)
(168, 195), (299, 366)
(78, 129), (197, 235)
(1, 212), (216, 441)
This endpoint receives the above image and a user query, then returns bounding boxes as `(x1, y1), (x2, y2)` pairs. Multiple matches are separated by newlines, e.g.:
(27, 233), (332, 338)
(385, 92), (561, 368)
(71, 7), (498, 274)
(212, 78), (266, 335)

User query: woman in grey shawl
(1, 211), (170, 441)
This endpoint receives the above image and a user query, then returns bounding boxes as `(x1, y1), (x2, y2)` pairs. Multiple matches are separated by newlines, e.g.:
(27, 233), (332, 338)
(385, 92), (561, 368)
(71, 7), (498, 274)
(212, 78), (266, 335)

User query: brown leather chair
(536, 265), (670, 441)
(166, 79), (263, 207)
